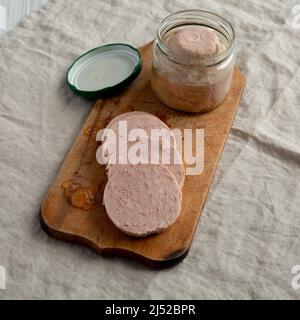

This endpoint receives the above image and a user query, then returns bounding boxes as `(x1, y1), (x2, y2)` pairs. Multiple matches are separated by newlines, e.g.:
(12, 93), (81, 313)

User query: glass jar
(151, 10), (236, 113)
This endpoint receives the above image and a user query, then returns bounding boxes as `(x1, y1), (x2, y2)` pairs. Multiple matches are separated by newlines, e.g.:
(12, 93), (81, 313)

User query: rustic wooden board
(41, 42), (246, 268)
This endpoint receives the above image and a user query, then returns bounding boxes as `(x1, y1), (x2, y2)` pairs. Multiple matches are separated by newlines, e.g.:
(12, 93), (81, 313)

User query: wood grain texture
(0, 0), (48, 34)
(41, 42), (246, 268)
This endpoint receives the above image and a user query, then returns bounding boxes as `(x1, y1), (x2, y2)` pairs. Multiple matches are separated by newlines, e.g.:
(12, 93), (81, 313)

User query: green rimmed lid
(67, 43), (142, 99)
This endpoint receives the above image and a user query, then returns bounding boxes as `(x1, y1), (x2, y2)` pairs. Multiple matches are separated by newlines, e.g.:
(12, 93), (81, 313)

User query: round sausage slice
(105, 112), (177, 152)
(103, 164), (182, 237)
(107, 137), (185, 188)
(106, 111), (155, 130)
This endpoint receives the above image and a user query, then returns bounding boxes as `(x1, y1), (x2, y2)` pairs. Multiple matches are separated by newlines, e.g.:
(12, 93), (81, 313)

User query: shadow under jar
(151, 10), (236, 113)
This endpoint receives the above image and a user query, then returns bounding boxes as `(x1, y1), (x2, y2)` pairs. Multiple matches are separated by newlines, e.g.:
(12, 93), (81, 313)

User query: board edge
(39, 207), (190, 269)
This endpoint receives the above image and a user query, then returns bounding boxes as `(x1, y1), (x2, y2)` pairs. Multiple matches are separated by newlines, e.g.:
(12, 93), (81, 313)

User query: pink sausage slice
(107, 137), (185, 188)
(103, 164), (182, 237)
(106, 112), (177, 149)
(106, 111), (154, 130)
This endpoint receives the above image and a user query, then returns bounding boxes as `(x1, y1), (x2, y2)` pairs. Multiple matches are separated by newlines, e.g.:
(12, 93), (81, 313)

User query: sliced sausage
(104, 112), (177, 154)
(103, 164), (182, 237)
(107, 137), (185, 188)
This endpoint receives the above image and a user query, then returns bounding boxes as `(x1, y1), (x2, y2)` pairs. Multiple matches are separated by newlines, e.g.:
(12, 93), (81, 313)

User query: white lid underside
(68, 45), (140, 92)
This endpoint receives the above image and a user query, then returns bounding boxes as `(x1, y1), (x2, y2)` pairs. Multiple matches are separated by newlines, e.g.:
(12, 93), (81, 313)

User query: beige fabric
(0, 0), (300, 299)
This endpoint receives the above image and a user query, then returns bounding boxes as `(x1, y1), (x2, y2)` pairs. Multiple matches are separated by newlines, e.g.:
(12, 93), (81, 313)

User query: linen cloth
(0, 0), (300, 299)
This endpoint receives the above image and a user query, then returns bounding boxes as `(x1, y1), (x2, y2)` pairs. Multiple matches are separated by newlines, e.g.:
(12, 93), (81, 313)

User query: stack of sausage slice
(102, 112), (185, 237)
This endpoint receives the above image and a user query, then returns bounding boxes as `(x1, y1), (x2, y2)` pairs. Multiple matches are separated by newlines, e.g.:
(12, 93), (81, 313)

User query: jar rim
(156, 9), (236, 67)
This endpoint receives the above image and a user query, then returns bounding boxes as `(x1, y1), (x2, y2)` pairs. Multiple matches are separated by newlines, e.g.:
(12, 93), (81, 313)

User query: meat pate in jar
(151, 10), (236, 113)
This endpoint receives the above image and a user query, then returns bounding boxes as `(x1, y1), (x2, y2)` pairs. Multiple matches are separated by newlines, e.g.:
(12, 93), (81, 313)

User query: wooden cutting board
(41, 42), (246, 268)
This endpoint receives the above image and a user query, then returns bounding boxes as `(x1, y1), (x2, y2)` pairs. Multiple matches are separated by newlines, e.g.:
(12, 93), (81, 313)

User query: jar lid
(67, 44), (142, 98)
